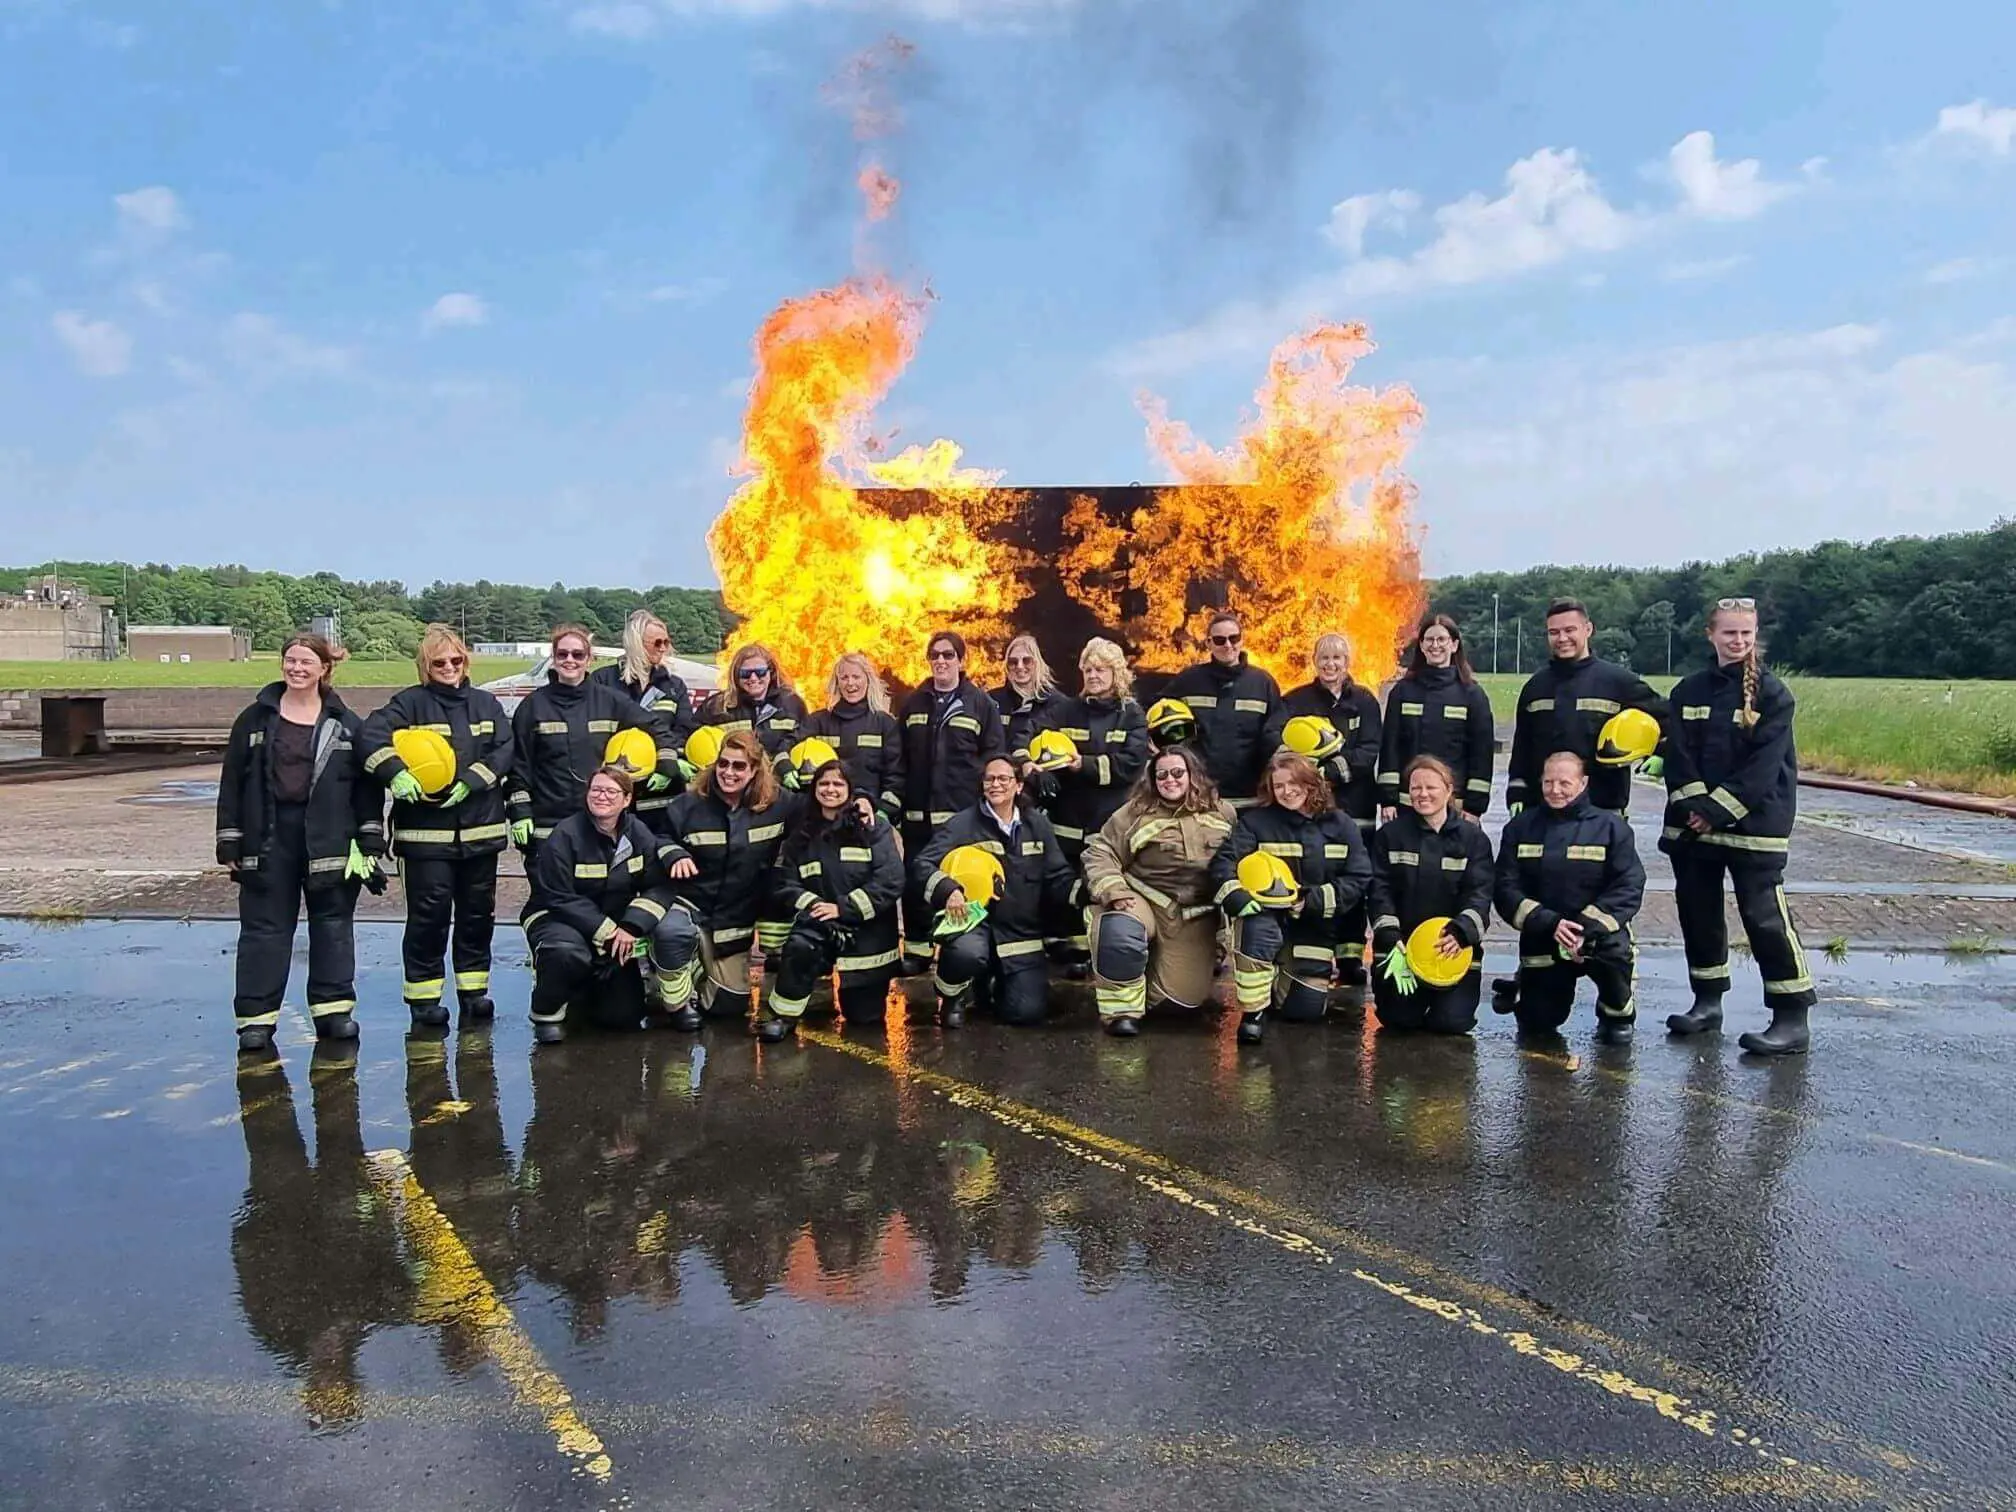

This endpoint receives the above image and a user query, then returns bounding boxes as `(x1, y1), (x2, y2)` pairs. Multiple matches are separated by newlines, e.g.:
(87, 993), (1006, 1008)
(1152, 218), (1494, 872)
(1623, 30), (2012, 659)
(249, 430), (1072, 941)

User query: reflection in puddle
(120, 779), (220, 808)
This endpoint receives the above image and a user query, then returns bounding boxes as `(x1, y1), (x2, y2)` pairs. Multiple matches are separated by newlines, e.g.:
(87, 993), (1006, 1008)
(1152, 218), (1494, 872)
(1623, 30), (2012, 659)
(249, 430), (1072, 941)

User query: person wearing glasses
(701, 643), (808, 759)
(1210, 750), (1374, 1045)
(914, 755), (1076, 1028)
(803, 651), (907, 825)
(360, 624), (517, 1030)
(506, 624), (670, 858)
(991, 634), (1061, 759)
(1163, 611), (1283, 807)
(591, 609), (698, 834)
(897, 630), (1007, 975)
(1081, 745), (1236, 1037)
(1505, 598), (1670, 818)
(654, 729), (803, 1030)
(218, 633), (384, 1053)
(522, 764), (694, 1046)
(1660, 598), (1815, 1056)
(1378, 614), (1496, 821)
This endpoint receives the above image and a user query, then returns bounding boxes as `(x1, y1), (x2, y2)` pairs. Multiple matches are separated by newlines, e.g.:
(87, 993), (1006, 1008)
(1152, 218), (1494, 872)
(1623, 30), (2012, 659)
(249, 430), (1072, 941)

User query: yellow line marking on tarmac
(804, 1027), (2007, 1512)
(365, 1149), (612, 1485)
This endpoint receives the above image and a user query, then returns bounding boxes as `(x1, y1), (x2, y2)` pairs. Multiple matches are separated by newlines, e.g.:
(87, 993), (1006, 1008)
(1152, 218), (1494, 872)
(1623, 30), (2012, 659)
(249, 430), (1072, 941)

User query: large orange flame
(1058, 321), (1426, 684)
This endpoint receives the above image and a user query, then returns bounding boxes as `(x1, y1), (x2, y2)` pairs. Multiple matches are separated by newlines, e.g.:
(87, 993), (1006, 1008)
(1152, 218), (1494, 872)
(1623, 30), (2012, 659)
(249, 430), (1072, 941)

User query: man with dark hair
(1505, 599), (1670, 817)
(896, 630), (1005, 974)
(1164, 611), (1283, 807)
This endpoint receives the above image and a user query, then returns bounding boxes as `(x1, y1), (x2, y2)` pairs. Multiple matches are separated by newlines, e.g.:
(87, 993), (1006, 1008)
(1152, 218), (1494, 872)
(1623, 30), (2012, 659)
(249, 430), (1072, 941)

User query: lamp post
(1492, 593), (1500, 675)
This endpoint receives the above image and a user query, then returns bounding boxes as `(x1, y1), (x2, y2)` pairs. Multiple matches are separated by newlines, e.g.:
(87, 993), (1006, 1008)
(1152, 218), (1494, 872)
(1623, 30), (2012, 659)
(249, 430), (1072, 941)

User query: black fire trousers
(1513, 924), (1635, 1032)
(1670, 845), (1816, 1011)
(400, 855), (499, 1007)
(234, 802), (360, 1030)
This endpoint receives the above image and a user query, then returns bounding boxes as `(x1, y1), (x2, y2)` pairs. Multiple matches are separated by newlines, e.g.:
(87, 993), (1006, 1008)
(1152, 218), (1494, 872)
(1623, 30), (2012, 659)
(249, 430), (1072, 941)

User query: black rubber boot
(756, 1014), (796, 1043)
(1104, 1016), (1141, 1038)
(898, 957), (930, 979)
(408, 1002), (451, 1030)
(315, 1013), (359, 1041)
(533, 1021), (566, 1046)
(236, 1025), (274, 1054)
(1594, 1017), (1635, 1046)
(1666, 995), (1724, 1036)
(1491, 978), (1519, 1015)
(1236, 1013), (1264, 1045)
(459, 995), (496, 1023)
(940, 1000), (966, 1029)
(663, 1005), (702, 1032)
(1739, 1005), (1810, 1057)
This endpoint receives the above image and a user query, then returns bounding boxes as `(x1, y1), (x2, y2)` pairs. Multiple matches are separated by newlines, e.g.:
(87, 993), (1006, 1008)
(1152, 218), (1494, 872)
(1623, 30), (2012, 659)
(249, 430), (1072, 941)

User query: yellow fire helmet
(1405, 916), (1474, 988)
(391, 727), (457, 795)
(1025, 728), (1079, 772)
(1146, 698), (1195, 737)
(603, 727), (659, 779)
(788, 736), (840, 780)
(941, 844), (1005, 908)
(1236, 850), (1300, 908)
(684, 724), (726, 771)
(1595, 708), (1661, 766)
(1281, 715), (1344, 761)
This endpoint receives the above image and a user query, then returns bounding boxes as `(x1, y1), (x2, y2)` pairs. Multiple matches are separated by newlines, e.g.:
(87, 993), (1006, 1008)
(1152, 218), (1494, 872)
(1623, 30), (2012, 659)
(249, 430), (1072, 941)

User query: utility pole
(1492, 593), (1500, 675)
(1515, 618), (1522, 673)
(1666, 623), (1673, 677)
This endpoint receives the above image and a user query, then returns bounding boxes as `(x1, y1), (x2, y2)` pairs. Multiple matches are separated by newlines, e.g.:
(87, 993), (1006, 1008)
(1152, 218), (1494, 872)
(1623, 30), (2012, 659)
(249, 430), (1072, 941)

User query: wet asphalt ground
(3, 919), (2014, 1510)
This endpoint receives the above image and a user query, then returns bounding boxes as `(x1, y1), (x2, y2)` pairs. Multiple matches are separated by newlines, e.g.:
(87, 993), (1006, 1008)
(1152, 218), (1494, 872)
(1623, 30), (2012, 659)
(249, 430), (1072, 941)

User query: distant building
(0, 576), (117, 661)
(128, 625), (252, 663)
(308, 614), (341, 648)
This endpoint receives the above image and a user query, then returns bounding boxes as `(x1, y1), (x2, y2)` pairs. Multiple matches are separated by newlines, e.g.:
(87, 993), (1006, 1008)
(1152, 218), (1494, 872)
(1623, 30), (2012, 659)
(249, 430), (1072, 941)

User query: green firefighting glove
(1638, 755), (1664, 779)
(1233, 898), (1263, 920)
(676, 757), (699, 784)
(438, 781), (471, 808)
(1508, 802), (1524, 818)
(1381, 944), (1419, 997)
(388, 771), (425, 804)
(509, 818), (534, 848)
(645, 771), (673, 792)
(344, 842), (375, 881)
(779, 766), (803, 792)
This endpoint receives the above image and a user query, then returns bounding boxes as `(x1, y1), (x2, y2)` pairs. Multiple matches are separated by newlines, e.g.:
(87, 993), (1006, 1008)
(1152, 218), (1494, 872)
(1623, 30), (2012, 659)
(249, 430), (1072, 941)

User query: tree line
(0, 562), (731, 661)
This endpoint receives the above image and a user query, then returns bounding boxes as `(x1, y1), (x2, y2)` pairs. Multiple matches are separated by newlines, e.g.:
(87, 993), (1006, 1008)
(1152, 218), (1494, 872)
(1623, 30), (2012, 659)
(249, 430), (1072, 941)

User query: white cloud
(422, 292), (489, 332)
(569, 0), (1079, 35)
(113, 186), (186, 235)
(1924, 255), (2004, 285)
(221, 313), (354, 380)
(51, 311), (133, 377)
(1661, 254), (1749, 282)
(1933, 100), (2016, 156)
(1322, 189), (1419, 257)
(1666, 130), (1792, 219)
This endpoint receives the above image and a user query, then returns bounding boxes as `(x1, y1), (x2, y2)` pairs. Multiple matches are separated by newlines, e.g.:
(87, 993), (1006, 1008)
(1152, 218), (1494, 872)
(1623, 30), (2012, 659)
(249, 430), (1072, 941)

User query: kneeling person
(1493, 751), (1645, 1044)
(522, 765), (696, 1045)
(1368, 755), (1495, 1034)
(762, 760), (904, 1040)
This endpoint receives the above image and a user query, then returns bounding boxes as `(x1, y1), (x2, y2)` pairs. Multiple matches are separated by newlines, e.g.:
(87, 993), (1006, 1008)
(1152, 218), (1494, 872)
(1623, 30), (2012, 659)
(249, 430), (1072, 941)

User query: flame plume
(1058, 322), (1427, 683)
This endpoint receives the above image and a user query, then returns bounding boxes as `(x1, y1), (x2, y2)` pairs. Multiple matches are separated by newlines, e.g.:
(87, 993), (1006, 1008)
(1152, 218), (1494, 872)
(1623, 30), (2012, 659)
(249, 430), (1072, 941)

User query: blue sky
(3, 0), (2012, 589)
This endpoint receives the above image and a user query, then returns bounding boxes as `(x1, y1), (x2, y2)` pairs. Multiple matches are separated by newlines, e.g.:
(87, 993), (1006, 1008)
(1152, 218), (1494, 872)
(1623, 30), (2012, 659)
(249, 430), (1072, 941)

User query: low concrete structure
(0, 577), (116, 661)
(127, 625), (252, 663)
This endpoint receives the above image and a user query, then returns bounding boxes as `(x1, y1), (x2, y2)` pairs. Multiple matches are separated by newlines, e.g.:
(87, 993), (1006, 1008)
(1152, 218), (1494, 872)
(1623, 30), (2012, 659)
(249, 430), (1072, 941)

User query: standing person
(360, 625), (515, 1030)
(217, 633), (384, 1053)
(1082, 745), (1236, 1037)
(1164, 610), (1283, 807)
(700, 643), (808, 759)
(1366, 756), (1495, 1035)
(991, 634), (1061, 759)
(521, 766), (695, 1046)
(1661, 598), (1816, 1056)
(591, 609), (698, 834)
(1505, 599), (1669, 817)
(1278, 633), (1383, 822)
(762, 760), (905, 1040)
(897, 631), (1007, 975)
(802, 651), (906, 826)
(914, 756), (1077, 1028)
(1378, 614), (1496, 820)
(506, 624), (670, 855)
(656, 730), (802, 1028)
(1493, 752), (1645, 1045)
(1209, 752), (1373, 1045)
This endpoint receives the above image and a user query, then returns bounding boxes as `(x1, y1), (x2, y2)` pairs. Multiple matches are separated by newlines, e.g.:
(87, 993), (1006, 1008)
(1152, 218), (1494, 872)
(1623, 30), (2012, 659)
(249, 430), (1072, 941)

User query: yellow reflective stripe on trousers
(997, 938), (1047, 958)
(838, 947), (901, 972)
(454, 971), (490, 992)
(310, 998), (357, 1017)
(404, 977), (446, 1002)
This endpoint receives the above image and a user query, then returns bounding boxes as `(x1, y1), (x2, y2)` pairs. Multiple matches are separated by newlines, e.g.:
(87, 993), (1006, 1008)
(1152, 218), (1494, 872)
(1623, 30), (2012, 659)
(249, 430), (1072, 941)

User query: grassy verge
(0, 656), (528, 689)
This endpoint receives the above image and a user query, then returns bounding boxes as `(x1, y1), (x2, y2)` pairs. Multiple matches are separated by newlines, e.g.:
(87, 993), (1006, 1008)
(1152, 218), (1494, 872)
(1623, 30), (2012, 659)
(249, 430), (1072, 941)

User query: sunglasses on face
(646, 639), (671, 653)
(737, 666), (771, 679)
(927, 649), (960, 662)
(553, 648), (589, 662)
(1209, 633), (1240, 646)
(429, 656), (466, 670)
(1154, 767), (1187, 782)
(1006, 655), (1034, 667)
(716, 759), (753, 774)
(1717, 598), (1756, 610)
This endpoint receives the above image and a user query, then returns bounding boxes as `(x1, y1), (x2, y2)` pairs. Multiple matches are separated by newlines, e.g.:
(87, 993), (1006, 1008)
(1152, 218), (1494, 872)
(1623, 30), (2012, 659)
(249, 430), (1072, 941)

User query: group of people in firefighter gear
(218, 594), (1812, 1059)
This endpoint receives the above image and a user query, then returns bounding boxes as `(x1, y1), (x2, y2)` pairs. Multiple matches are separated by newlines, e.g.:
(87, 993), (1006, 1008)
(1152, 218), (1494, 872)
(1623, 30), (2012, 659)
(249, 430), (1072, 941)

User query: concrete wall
(0, 601), (114, 661)
(0, 686), (405, 732)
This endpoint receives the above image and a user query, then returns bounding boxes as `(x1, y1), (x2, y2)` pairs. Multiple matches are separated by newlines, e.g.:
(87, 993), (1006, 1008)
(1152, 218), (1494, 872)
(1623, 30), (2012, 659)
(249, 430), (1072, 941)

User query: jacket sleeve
(347, 716), (386, 856)
(1312, 816), (1373, 919)
(772, 834), (822, 917)
(876, 715), (906, 820)
(1703, 680), (1794, 829)
(976, 690), (1007, 763)
(535, 830), (617, 945)
(216, 706), (256, 865)
(465, 691), (514, 795)
(1037, 814), (1079, 913)
(1661, 677), (1707, 820)
(1344, 688), (1382, 782)
(1210, 812), (1262, 916)
(654, 796), (696, 872)
(912, 818), (963, 909)
(506, 699), (536, 825)
(1462, 684), (1497, 817)
(659, 676), (697, 741)
(1504, 676), (1539, 813)
(1376, 687), (1406, 807)
(1094, 704), (1149, 791)
(1585, 817), (1646, 934)
(846, 823), (905, 922)
(1365, 829), (1403, 950)
(1081, 810), (1131, 904)
(1494, 821), (1555, 936)
(1448, 822), (1495, 948)
(358, 687), (415, 783)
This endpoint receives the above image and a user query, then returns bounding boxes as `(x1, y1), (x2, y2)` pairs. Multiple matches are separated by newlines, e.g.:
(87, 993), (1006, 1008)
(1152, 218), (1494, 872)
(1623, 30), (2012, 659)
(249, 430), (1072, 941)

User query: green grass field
(0, 656), (530, 689)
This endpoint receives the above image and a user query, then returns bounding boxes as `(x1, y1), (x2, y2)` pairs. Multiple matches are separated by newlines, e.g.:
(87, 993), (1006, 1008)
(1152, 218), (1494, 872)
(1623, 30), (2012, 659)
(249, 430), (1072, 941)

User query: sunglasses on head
(737, 665), (771, 679)
(1209, 632), (1240, 646)
(1717, 598), (1756, 610)
(553, 647), (589, 662)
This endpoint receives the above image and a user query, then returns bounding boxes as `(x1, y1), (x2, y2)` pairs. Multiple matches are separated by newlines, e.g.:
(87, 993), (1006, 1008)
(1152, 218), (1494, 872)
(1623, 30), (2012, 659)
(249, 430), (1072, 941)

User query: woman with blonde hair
(361, 624), (517, 1030)
(803, 650), (906, 824)
(591, 609), (697, 831)
(991, 633), (1060, 757)
(700, 642), (808, 758)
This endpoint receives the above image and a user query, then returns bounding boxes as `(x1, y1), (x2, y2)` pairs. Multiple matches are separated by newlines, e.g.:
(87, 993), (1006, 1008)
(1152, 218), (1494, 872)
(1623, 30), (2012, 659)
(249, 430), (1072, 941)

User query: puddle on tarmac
(1803, 792), (2016, 868)
(119, 778), (220, 808)
(0, 733), (39, 764)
